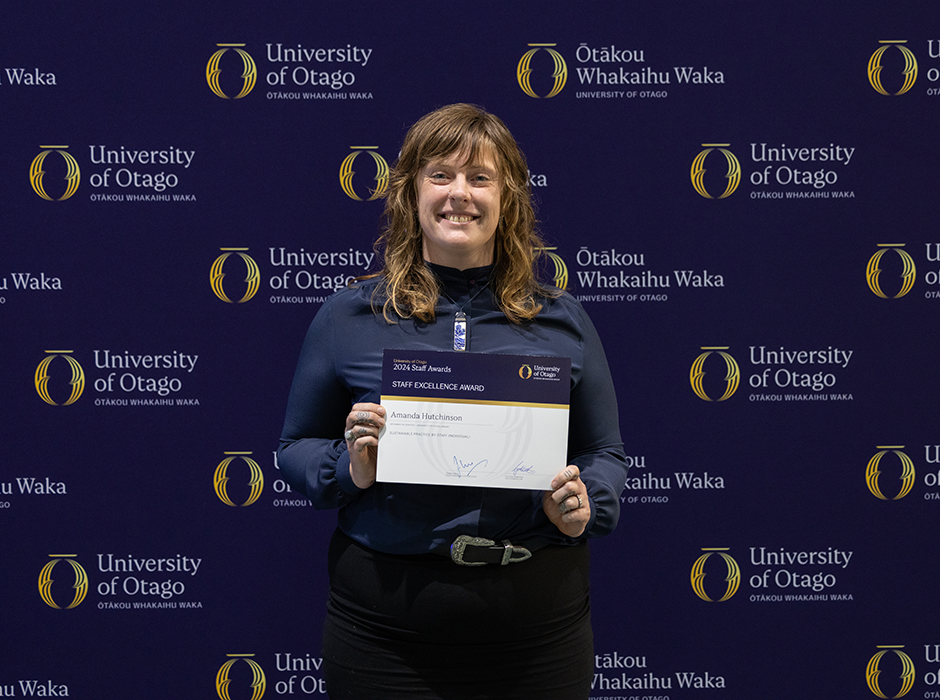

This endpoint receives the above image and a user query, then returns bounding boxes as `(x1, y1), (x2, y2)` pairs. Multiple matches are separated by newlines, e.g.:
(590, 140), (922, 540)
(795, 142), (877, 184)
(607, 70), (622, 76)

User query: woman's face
(416, 149), (501, 270)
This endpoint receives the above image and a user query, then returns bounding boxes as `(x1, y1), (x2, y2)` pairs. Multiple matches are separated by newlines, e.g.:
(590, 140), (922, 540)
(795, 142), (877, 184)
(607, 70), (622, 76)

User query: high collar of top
(425, 262), (494, 301)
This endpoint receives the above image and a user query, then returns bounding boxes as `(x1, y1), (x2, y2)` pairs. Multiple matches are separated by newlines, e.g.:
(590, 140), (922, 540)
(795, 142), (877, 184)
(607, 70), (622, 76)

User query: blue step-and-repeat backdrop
(3, 2), (939, 698)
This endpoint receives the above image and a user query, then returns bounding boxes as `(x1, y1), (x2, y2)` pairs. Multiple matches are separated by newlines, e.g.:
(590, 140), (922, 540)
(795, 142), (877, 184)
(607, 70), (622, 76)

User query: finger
(561, 506), (588, 524)
(347, 412), (380, 426)
(557, 491), (584, 514)
(353, 409), (383, 424)
(346, 404), (386, 431)
(563, 499), (590, 524)
(352, 402), (385, 417)
(550, 465), (580, 490)
(551, 477), (582, 506)
(344, 424), (379, 442)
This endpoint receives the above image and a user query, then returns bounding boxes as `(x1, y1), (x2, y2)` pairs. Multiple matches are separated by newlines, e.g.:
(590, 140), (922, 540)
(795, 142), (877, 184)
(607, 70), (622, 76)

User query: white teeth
(444, 214), (474, 222)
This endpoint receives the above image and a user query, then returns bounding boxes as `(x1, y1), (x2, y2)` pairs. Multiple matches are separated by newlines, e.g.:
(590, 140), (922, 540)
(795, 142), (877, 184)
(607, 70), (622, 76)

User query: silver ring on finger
(575, 493), (583, 510)
(344, 429), (354, 441)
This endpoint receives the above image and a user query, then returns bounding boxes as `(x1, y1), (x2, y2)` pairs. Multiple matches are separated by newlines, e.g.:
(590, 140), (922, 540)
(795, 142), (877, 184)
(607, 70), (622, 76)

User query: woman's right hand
(344, 403), (386, 488)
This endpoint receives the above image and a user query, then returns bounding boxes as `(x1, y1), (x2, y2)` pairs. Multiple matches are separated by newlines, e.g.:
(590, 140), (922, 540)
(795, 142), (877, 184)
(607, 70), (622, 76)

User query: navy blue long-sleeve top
(277, 263), (628, 555)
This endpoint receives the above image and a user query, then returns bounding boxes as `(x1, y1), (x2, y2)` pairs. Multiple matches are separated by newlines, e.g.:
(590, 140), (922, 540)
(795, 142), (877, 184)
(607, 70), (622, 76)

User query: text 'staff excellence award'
(377, 349), (571, 490)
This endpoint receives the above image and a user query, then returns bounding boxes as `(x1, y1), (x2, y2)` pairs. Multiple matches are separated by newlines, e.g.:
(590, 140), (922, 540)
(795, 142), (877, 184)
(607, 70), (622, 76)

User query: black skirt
(322, 528), (594, 700)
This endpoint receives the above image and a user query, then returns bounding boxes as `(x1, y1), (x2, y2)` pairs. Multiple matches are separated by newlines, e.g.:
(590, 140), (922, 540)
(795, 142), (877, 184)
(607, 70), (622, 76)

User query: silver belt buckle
(450, 535), (493, 566)
(500, 539), (532, 565)
(450, 535), (532, 566)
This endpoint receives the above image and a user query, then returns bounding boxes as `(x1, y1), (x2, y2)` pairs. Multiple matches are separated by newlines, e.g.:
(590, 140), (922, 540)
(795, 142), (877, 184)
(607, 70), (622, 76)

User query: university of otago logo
(517, 43), (568, 98)
(211, 248), (261, 303)
(38, 555), (89, 609)
(540, 247), (569, 290)
(867, 646), (915, 698)
(217, 654), (266, 700)
(867, 244), (916, 298)
(339, 146), (389, 201)
(866, 446), (916, 500)
(207, 44), (258, 99)
(868, 41), (918, 96)
(690, 347), (740, 402)
(691, 144), (741, 199)
(30, 146), (81, 201)
(214, 452), (264, 507)
(518, 364), (533, 379)
(690, 548), (740, 602)
(35, 350), (85, 406)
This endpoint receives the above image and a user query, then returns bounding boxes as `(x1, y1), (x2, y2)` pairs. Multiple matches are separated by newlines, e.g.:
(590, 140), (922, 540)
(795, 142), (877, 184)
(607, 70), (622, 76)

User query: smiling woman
(375, 103), (546, 325)
(278, 103), (628, 699)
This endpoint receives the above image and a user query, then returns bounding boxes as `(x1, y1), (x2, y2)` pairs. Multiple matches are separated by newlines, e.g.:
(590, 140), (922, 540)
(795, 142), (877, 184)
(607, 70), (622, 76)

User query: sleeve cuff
(333, 450), (368, 498)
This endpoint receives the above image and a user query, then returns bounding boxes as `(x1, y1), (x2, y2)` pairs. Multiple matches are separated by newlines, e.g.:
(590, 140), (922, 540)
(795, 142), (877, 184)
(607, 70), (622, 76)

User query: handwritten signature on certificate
(451, 457), (538, 480)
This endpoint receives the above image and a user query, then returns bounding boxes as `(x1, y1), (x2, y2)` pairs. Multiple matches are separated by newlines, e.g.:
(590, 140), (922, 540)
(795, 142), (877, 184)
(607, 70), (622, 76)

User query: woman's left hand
(542, 465), (591, 538)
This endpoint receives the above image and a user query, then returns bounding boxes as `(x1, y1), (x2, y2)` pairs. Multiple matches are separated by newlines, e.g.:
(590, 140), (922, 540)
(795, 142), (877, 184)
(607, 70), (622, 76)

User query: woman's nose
(448, 176), (469, 201)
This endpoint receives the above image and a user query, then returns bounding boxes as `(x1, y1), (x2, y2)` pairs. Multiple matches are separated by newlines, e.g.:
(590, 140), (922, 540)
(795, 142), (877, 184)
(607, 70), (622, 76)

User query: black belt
(449, 535), (533, 566)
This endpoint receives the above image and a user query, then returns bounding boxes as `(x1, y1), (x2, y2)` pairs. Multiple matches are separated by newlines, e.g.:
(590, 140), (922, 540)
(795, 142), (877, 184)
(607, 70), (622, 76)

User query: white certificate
(376, 349), (571, 490)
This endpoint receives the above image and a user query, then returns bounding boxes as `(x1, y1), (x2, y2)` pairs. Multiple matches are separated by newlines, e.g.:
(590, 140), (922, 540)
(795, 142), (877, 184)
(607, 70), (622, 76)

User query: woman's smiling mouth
(441, 213), (477, 223)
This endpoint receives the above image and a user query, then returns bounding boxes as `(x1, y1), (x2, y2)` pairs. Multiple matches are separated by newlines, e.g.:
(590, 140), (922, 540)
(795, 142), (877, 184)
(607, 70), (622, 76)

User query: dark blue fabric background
(3, 2), (938, 697)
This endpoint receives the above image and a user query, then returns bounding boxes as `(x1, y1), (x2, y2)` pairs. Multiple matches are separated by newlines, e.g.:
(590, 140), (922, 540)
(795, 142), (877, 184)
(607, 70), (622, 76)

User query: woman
(278, 104), (628, 699)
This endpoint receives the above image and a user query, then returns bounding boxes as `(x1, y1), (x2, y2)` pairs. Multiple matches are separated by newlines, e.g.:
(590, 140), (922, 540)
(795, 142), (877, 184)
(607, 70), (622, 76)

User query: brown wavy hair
(366, 103), (557, 324)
